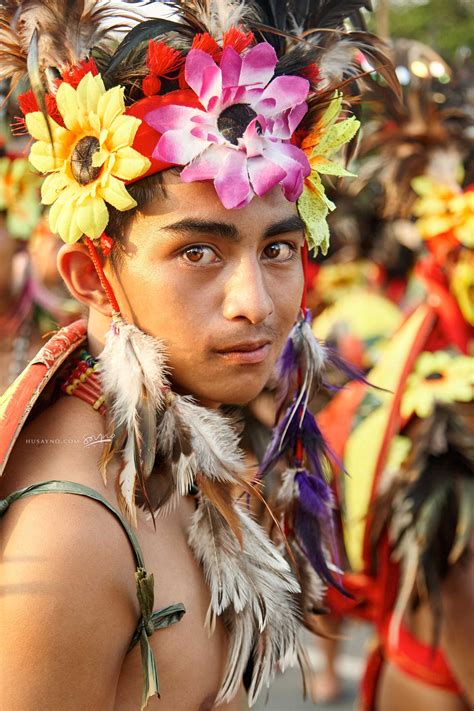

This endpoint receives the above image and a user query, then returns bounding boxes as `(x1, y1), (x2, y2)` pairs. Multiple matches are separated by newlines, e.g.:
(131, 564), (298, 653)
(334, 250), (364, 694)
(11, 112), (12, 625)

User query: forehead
(137, 171), (300, 236)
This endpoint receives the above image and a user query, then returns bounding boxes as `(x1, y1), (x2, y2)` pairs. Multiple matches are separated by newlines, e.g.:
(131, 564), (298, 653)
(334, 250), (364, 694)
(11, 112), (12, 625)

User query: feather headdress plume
(0, 0), (164, 92)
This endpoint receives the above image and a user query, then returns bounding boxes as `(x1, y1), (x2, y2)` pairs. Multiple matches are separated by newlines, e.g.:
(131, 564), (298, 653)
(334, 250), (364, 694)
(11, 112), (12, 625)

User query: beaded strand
(61, 349), (107, 415)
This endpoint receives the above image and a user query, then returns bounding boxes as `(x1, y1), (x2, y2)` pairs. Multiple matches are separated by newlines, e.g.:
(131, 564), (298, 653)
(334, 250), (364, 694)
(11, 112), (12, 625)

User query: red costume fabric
(0, 320), (87, 477)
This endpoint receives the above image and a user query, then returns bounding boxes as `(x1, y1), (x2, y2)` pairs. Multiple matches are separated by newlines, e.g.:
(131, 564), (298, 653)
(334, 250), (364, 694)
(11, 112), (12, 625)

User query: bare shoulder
(0, 453), (140, 709)
(1, 392), (110, 493)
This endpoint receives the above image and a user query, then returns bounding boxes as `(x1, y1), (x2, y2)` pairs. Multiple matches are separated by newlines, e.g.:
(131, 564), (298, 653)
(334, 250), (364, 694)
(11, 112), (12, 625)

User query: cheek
(269, 266), (304, 335)
(112, 258), (218, 357)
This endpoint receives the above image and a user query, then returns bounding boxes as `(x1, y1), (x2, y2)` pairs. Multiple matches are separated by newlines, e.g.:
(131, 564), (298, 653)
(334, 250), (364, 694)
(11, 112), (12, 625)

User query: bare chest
(115, 499), (247, 711)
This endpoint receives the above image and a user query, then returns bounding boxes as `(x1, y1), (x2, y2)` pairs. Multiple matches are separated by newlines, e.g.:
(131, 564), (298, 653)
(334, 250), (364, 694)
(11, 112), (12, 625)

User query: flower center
(71, 136), (101, 185)
(425, 372), (444, 381)
(217, 104), (258, 145)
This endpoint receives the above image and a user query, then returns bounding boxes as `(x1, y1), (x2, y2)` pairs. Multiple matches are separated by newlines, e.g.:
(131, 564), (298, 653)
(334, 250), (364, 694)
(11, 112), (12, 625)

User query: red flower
(222, 27), (255, 54)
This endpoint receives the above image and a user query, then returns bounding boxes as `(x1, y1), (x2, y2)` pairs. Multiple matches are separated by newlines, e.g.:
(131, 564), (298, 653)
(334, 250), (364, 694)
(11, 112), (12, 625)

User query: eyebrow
(160, 214), (306, 241)
(263, 215), (306, 238)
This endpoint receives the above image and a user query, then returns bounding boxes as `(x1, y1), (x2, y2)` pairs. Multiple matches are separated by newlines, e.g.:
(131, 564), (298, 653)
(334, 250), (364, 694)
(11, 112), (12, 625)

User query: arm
(0, 490), (139, 710)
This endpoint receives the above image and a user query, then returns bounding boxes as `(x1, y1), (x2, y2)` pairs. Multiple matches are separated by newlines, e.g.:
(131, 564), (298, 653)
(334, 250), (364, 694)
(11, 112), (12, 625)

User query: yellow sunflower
(26, 72), (150, 244)
(401, 351), (474, 419)
(412, 177), (474, 248)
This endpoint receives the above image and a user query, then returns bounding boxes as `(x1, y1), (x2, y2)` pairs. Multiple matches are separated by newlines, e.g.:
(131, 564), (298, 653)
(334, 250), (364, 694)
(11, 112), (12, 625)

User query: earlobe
(57, 242), (112, 317)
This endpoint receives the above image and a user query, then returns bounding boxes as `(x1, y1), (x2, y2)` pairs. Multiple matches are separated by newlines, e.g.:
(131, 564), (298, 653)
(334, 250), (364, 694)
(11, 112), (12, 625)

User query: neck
(86, 307), (111, 358)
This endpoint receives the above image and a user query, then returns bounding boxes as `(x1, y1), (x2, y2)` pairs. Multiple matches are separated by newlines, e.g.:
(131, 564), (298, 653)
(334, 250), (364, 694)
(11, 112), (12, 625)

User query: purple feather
(295, 469), (331, 516)
(294, 470), (346, 593)
(259, 401), (301, 476)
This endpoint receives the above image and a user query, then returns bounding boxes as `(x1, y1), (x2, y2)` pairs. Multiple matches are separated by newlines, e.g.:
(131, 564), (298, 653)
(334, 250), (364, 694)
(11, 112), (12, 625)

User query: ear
(57, 241), (112, 317)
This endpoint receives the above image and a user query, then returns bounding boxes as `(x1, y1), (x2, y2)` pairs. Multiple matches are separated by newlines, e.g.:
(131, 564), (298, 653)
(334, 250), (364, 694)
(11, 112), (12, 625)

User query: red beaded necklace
(61, 349), (107, 416)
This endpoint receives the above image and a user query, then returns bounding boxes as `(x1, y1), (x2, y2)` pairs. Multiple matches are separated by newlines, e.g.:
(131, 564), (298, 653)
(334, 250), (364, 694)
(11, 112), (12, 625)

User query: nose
(222, 257), (273, 324)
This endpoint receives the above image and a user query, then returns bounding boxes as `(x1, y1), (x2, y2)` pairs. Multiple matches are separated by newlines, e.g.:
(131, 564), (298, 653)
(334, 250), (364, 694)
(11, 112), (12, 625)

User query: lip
(215, 340), (272, 365)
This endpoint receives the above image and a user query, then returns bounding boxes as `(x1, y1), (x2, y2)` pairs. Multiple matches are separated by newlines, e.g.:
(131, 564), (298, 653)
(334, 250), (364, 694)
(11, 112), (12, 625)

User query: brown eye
(184, 246), (205, 262)
(182, 245), (218, 265)
(263, 242), (295, 261)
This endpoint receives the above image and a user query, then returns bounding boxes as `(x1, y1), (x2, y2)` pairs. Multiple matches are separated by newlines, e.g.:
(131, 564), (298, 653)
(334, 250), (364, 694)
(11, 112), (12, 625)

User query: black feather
(103, 17), (194, 79)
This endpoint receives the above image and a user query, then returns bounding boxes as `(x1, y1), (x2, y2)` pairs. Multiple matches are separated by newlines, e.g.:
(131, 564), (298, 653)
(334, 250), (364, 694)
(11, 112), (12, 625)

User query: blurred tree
(369, 0), (474, 61)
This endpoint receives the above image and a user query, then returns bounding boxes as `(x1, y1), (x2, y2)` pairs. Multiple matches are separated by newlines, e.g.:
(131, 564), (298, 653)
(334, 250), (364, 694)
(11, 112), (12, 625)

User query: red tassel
(191, 33), (222, 62)
(61, 58), (98, 88)
(222, 28), (255, 53)
(146, 40), (183, 76)
(18, 90), (64, 127)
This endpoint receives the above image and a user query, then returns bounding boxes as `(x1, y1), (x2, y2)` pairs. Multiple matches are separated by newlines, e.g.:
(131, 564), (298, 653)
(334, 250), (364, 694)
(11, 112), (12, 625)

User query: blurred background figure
(0, 87), (82, 393)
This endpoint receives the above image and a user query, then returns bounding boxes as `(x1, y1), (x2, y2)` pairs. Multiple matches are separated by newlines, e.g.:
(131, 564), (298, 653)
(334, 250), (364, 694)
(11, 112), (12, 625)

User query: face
(106, 172), (305, 406)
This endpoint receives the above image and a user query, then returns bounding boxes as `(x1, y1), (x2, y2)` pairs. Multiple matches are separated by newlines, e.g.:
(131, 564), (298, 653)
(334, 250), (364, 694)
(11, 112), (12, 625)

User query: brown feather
(198, 475), (243, 546)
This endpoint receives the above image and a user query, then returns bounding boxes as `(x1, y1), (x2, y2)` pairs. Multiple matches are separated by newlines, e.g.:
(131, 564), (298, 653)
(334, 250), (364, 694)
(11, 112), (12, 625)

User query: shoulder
(0, 455), (139, 709)
(1, 392), (109, 495)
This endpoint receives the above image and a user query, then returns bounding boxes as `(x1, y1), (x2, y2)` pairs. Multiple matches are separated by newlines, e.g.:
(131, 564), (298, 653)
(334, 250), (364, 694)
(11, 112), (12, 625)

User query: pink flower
(145, 43), (311, 209)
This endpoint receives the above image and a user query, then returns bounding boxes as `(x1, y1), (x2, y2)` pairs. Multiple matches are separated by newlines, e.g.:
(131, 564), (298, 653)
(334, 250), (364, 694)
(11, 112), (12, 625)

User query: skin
(376, 545), (474, 711)
(0, 174), (304, 710)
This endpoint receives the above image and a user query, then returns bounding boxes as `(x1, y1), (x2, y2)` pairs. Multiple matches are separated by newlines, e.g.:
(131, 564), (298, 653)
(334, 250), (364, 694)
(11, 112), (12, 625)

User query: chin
(184, 374), (270, 408)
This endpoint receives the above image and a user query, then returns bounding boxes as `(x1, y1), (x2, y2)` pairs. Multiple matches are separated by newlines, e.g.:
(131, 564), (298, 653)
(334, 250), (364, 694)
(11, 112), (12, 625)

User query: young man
(0, 1), (391, 708)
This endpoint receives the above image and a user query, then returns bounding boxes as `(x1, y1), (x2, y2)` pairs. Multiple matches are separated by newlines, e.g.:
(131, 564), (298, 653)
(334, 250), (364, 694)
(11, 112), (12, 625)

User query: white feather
(98, 318), (168, 521)
(99, 318), (168, 430)
(188, 496), (300, 706)
(192, 0), (257, 38)
(118, 435), (138, 526)
(317, 39), (358, 89)
(156, 394), (245, 492)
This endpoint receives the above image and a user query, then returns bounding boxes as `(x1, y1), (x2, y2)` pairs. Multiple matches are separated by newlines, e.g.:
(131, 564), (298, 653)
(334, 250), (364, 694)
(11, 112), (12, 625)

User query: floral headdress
(1, 2), (397, 708)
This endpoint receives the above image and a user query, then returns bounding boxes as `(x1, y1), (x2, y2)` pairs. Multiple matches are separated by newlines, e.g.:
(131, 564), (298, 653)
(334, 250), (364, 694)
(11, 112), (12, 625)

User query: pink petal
(199, 64), (223, 111)
(241, 118), (266, 158)
(153, 129), (208, 164)
(185, 49), (219, 97)
(145, 104), (206, 133)
(181, 145), (229, 182)
(270, 103), (308, 139)
(262, 141), (310, 201)
(214, 150), (252, 209)
(220, 46), (242, 89)
(239, 43), (277, 88)
(247, 156), (286, 197)
(255, 76), (310, 115)
(190, 125), (221, 143)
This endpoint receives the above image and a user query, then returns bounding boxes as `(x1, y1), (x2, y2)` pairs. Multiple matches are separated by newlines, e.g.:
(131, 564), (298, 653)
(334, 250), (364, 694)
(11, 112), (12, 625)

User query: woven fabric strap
(0, 480), (186, 710)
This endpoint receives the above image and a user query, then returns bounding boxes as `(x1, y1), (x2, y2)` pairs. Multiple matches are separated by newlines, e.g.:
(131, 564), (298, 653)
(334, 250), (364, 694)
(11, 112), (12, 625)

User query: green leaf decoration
(298, 93), (360, 254)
